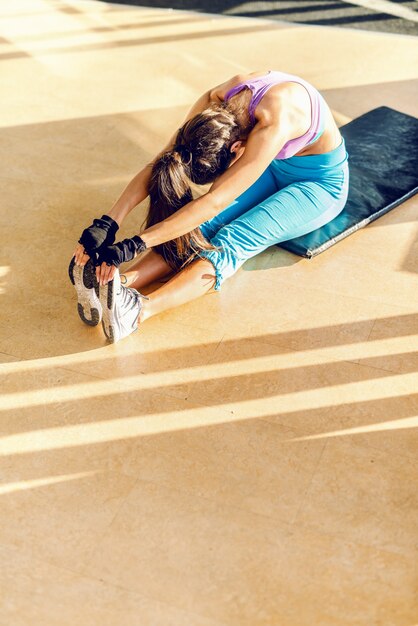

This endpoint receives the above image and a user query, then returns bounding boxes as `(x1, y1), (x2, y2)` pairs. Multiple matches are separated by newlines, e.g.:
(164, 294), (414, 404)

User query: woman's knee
(194, 256), (219, 287)
(194, 252), (224, 291)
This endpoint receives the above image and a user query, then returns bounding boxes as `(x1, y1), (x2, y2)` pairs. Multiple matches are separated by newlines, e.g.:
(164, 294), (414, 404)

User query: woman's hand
(71, 245), (116, 284)
(73, 242), (90, 266)
(94, 236), (147, 285)
(77, 214), (119, 259)
(96, 262), (117, 286)
(73, 213), (120, 267)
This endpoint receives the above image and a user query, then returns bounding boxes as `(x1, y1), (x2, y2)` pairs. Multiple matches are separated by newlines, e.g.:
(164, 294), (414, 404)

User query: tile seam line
(204, 332), (226, 365)
(25, 362), (239, 413)
(0, 430), (415, 555)
(85, 374), (229, 407)
(76, 480), (302, 614)
(290, 438), (328, 525)
(366, 316), (378, 341)
(81, 476), (298, 556)
(0, 539), (228, 625)
(0, 538), (103, 580)
(338, 353), (418, 377)
(52, 334), (229, 382)
(280, 436), (418, 557)
(100, 0), (418, 40)
(0, 351), (21, 362)
(76, 474), (415, 574)
(77, 468), (156, 581)
(0, 439), (412, 562)
(342, 351), (418, 376)
(208, 345), (416, 376)
(287, 518), (418, 559)
(124, 472), (418, 557)
(224, 330), (418, 353)
(356, 438), (418, 461)
(254, 274), (418, 311)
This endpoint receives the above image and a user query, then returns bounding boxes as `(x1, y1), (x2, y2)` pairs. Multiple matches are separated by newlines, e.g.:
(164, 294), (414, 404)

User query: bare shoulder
(209, 72), (300, 126)
(208, 74), (245, 102)
(208, 70), (272, 101)
(254, 82), (311, 129)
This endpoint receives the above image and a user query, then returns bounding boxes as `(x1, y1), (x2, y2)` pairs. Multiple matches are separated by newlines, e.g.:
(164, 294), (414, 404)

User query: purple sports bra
(224, 70), (327, 160)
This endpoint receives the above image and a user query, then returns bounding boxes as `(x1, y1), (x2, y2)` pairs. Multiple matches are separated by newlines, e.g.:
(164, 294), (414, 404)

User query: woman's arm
(106, 164), (153, 226)
(140, 122), (287, 247)
(74, 89), (217, 266)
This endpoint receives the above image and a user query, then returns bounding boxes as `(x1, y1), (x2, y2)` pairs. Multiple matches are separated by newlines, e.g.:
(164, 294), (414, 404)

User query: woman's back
(219, 70), (338, 158)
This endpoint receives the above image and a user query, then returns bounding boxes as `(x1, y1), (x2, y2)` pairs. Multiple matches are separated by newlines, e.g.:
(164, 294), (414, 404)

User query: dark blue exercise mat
(278, 106), (418, 258)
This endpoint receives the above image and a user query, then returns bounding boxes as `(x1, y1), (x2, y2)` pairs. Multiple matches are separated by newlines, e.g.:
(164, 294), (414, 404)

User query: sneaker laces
(119, 274), (149, 299)
(118, 285), (149, 311)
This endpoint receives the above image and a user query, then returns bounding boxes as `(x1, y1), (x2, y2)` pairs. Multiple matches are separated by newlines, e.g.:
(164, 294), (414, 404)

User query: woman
(70, 69), (349, 343)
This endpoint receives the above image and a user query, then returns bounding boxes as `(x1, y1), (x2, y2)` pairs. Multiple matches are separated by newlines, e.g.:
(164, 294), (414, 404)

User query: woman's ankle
(121, 271), (134, 287)
(139, 300), (152, 324)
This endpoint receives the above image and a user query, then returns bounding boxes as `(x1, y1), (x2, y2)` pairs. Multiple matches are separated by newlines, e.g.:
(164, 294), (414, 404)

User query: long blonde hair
(145, 103), (246, 270)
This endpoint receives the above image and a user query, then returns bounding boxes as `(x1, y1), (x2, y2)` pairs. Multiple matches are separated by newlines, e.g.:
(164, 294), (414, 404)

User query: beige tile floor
(1, 0), (418, 624)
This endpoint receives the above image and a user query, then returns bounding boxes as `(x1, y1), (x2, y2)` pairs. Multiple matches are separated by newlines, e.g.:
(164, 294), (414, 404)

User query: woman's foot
(99, 268), (149, 343)
(68, 257), (102, 326)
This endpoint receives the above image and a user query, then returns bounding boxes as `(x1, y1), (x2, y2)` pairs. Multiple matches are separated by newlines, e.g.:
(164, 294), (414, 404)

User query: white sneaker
(99, 268), (149, 343)
(68, 257), (102, 326)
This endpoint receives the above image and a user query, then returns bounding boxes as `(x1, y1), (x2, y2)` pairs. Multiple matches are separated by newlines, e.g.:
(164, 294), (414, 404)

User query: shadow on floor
(97, 0), (418, 36)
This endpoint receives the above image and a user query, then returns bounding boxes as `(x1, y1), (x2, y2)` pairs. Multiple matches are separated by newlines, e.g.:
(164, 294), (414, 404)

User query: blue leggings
(196, 137), (350, 290)
(156, 137), (349, 290)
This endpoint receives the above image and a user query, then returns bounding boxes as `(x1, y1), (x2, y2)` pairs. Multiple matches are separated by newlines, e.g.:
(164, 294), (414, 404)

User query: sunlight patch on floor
(1, 336), (416, 410)
(0, 471), (98, 496)
(0, 373), (416, 456)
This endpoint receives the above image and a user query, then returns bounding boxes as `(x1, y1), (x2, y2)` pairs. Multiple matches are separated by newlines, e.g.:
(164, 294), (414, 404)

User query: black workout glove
(78, 214), (119, 254)
(96, 235), (147, 267)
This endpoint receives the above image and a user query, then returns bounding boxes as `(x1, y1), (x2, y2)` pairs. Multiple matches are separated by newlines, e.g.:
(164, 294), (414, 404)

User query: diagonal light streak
(1, 325), (416, 376)
(340, 0), (418, 21)
(0, 471), (97, 495)
(0, 377), (416, 456)
(286, 415), (418, 442)
(0, 336), (417, 411)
